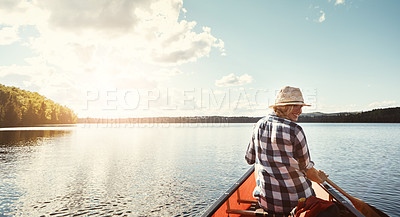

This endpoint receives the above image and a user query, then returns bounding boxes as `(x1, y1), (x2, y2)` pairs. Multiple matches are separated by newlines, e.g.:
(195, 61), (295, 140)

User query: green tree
(22, 101), (36, 125)
(38, 101), (48, 124)
(3, 95), (21, 126)
(0, 83), (78, 126)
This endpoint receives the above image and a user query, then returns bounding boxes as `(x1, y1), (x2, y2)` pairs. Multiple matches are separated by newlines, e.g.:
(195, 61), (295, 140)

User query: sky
(1, 0), (399, 118)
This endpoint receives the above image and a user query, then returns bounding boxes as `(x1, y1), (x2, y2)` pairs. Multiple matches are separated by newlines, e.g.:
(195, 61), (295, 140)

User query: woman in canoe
(245, 86), (328, 216)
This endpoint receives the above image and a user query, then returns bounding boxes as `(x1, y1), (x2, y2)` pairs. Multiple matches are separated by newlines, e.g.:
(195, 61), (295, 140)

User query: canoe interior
(202, 166), (365, 217)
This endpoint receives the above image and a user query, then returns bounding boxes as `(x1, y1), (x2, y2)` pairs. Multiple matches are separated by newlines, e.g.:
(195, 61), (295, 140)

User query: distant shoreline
(2, 107), (399, 127)
(77, 107), (400, 124)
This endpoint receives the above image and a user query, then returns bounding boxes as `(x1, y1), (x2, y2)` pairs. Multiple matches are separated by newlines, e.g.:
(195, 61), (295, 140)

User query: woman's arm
(245, 136), (256, 165)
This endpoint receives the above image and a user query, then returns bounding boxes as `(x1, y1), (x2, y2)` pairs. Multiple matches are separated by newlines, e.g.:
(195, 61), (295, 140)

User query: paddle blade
(351, 197), (389, 217)
(367, 204), (390, 217)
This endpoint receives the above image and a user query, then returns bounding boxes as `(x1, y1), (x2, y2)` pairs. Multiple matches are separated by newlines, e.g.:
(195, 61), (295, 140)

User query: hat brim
(269, 103), (311, 108)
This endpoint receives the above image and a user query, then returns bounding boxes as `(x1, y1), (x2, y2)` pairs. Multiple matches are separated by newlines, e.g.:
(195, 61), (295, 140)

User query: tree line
(78, 116), (261, 124)
(298, 107), (400, 123)
(0, 84), (77, 127)
(78, 107), (400, 124)
(79, 108), (400, 124)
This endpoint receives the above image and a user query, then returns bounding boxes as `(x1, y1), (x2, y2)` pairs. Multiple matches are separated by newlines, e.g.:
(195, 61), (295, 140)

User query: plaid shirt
(245, 113), (315, 214)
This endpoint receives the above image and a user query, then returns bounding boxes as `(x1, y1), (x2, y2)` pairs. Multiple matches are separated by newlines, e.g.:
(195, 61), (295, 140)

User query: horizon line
(76, 106), (400, 120)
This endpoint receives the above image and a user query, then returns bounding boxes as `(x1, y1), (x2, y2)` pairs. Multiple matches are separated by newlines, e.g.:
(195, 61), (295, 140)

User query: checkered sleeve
(245, 132), (256, 165)
(294, 125), (314, 173)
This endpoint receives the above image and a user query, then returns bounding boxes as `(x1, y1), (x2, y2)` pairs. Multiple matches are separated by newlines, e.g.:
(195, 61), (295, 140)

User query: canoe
(201, 166), (365, 217)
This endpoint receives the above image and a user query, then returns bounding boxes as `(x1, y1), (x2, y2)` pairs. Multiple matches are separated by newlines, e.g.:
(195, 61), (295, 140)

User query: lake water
(0, 123), (399, 216)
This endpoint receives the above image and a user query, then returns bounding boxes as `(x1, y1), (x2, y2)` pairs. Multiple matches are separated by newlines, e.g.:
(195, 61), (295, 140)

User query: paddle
(326, 178), (389, 217)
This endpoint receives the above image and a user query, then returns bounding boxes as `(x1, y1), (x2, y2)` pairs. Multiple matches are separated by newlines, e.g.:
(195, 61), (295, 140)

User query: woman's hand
(306, 167), (329, 183)
(317, 170), (329, 182)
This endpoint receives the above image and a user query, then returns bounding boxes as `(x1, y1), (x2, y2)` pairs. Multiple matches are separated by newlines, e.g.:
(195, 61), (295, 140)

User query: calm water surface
(0, 123), (399, 216)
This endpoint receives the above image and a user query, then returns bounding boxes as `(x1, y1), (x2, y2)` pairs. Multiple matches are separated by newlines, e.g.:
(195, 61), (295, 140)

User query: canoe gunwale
(201, 166), (255, 217)
(319, 183), (365, 217)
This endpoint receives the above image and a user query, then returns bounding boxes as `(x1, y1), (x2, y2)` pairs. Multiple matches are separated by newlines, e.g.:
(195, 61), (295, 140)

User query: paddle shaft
(326, 178), (354, 200)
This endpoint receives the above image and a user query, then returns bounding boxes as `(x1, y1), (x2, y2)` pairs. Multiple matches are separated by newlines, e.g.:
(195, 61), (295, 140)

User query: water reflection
(0, 128), (75, 216)
(0, 124), (398, 216)
(0, 130), (73, 165)
(0, 130), (72, 147)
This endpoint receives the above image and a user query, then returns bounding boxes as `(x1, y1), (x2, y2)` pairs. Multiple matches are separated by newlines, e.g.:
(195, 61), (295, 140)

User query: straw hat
(269, 86), (311, 108)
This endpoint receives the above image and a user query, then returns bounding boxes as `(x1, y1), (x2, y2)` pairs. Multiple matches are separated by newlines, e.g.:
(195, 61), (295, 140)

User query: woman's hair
(273, 105), (294, 119)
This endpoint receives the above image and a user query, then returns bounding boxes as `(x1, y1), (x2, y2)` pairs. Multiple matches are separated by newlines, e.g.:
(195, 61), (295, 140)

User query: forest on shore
(298, 107), (400, 123)
(0, 84), (77, 127)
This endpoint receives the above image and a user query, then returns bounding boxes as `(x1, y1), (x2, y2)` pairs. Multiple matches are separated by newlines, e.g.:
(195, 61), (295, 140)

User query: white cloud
(36, 0), (153, 32)
(0, 0), (20, 8)
(0, 26), (19, 45)
(368, 101), (398, 109)
(1, 0), (225, 70)
(150, 23), (226, 65)
(159, 68), (184, 76)
(319, 11), (326, 23)
(0, 1), (44, 26)
(25, 0), (224, 69)
(215, 73), (253, 87)
(0, 0), (225, 117)
(335, 0), (345, 5)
